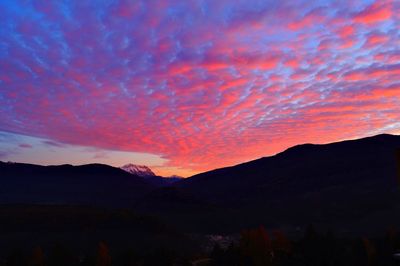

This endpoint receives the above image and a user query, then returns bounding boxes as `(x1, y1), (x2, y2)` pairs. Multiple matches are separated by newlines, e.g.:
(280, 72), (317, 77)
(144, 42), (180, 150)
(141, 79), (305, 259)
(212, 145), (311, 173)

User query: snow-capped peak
(120, 164), (156, 177)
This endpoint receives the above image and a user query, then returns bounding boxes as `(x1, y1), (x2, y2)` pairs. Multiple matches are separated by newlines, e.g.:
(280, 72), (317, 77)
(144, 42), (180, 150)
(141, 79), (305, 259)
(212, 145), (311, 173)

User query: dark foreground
(1, 134), (400, 265)
(1, 226), (400, 266)
(0, 206), (400, 266)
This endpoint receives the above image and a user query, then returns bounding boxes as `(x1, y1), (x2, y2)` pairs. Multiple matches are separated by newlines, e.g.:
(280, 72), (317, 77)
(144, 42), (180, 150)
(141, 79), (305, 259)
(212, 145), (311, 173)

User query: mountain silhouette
(0, 162), (154, 207)
(180, 134), (400, 204)
(161, 134), (400, 233)
(1, 134), (400, 234)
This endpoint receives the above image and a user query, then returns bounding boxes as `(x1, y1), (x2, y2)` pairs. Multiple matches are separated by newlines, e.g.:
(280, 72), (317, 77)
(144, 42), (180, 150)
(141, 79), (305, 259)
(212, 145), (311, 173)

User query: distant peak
(120, 164), (156, 177)
(168, 175), (184, 179)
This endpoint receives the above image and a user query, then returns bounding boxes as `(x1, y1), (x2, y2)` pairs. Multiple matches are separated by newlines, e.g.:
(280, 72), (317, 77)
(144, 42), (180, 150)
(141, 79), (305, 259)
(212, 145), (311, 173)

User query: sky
(0, 0), (399, 177)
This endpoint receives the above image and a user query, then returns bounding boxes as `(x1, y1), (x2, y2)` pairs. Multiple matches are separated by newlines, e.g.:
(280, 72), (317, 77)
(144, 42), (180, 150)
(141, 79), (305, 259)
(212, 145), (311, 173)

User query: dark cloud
(42, 141), (65, 148)
(19, 143), (32, 148)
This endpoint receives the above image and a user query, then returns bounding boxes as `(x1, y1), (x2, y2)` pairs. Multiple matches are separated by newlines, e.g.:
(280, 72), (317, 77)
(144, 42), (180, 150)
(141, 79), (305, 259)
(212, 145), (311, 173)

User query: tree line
(1, 225), (400, 266)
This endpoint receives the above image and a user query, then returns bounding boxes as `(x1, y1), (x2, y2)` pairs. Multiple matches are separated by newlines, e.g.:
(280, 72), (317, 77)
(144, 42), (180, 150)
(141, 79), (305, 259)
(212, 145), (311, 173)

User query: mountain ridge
(2, 133), (400, 234)
(160, 133), (400, 233)
(186, 133), (399, 180)
(0, 161), (154, 207)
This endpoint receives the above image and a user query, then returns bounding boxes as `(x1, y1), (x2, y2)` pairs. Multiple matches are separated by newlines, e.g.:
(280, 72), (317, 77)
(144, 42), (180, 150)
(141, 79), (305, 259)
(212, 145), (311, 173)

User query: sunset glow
(0, 0), (399, 176)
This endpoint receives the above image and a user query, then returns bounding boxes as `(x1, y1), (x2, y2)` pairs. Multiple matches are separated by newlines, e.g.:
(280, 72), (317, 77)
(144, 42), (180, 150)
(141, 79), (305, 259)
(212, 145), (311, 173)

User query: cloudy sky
(0, 0), (399, 176)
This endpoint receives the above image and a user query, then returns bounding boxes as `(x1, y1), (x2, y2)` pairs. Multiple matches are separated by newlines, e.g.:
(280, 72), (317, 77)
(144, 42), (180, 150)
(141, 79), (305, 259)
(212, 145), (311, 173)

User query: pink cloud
(365, 32), (390, 47)
(354, 1), (392, 24)
(337, 25), (355, 38)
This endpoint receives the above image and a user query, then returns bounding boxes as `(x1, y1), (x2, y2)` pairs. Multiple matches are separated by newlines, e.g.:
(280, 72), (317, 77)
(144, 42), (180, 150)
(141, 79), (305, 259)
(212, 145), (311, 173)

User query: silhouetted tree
(96, 242), (111, 266)
(240, 226), (272, 266)
(273, 230), (291, 254)
(29, 246), (44, 266)
(362, 238), (376, 266)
